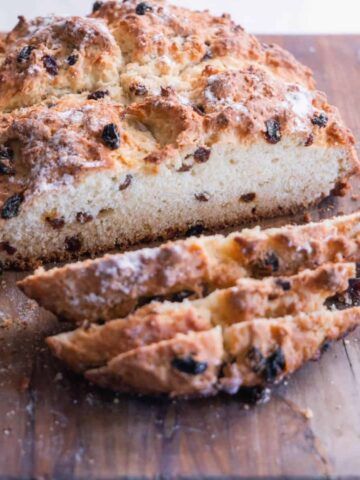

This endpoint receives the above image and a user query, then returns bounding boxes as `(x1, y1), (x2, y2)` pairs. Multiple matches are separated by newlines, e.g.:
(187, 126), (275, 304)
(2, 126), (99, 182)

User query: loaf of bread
(0, 0), (358, 268)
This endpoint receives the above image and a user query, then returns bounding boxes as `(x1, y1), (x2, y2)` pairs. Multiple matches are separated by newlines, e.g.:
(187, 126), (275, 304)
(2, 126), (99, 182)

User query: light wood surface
(1, 36), (360, 480)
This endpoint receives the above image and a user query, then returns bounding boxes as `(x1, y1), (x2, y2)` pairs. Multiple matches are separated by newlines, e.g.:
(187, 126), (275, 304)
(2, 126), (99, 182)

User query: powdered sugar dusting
(286, 88), (313, 118)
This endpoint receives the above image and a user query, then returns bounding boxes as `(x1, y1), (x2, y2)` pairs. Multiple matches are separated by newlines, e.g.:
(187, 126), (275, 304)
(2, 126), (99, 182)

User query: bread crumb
(302, 408), (313, 419)
(54, 372), (63, 382)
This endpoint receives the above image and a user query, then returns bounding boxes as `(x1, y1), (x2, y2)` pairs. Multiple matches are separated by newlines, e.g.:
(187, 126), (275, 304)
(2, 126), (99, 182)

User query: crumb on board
(301, 408), (314, 420)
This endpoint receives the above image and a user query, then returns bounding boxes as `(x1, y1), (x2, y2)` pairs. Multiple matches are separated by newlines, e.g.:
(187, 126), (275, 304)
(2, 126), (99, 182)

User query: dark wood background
(1, 36), (360, 480)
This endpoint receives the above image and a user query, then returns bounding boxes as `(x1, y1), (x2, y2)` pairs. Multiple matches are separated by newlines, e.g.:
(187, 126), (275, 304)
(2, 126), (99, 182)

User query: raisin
(129, 84), (148, 96)
(92, 1), (103, 13)
(0, 147), (15, 176)
(264, 252), (280, 272)
(65, 235), (82, 252)
(17, 45), (35, 63)
(275, 279), (291, 291)
(193, 104), (206, 116)
(135, 2), (153, 15)
(0, 158), (15, 176)
(266, 253), (279, 269)
(119, 174), (132, 191)
(195, 192), (210, 202)
(238, 386), (270, 405)
(347, 278), (360, 306)
(262, 348), (286, 383)
(0, 242), (17, 255)
(177, 163), (192, 173)
(304, 134), (314, 147)
(311, 112), (328, 128)
(246, 347), (266, 374)
(216, 112), (229, 127)
(252, 252), (280, 278)
(1, 193), (24, 219)
(87, 90), (109, 100)
(325, 293), (345, 311)
(194, 147), (211, 163)
(42, 55), (59, 76)
(186, 224), (204, 237)
(320, 339), (332, 353)
(240, 192), (256, 203)
(102, 123), (120, 150)
(171, 356), (208, 375)
(66, 54), (79, 66)
(331, 181), (349, 197)
(0, 146), (13, 160)
(76, 212), (93, 224)
(265, 118), (281, 144)
(45, 216), (65, 230)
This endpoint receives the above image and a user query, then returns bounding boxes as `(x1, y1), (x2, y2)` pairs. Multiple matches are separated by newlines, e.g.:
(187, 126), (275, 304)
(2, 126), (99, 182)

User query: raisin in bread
(19, 211), (360, 323)
(0, 0), (358, 269)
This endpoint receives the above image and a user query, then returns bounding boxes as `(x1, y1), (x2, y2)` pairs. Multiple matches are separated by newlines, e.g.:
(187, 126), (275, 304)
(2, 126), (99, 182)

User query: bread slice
(46, 262), (356, 371)
(0, 0), (358, 269)
(87, 327), (225, 398)
(85, 308), (360, 397)
(19, 211), (360, 323)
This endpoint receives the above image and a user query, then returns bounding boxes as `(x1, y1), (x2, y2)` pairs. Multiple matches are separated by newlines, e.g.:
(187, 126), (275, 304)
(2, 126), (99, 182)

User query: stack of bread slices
(19, 211), (360, 398)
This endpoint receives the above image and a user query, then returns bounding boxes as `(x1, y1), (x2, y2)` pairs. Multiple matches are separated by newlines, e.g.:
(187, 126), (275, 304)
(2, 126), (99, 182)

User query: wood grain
(1, 36), (360, 480)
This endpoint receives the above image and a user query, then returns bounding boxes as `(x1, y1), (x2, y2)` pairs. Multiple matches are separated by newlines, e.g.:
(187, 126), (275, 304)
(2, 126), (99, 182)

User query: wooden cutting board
(1, 35), (360, 480)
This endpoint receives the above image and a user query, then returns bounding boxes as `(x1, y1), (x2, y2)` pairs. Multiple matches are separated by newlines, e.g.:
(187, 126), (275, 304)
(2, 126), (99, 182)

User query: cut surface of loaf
(46, 262), (356, 372)
(0, 0), (358, 269)
(19, 211), (360, 323)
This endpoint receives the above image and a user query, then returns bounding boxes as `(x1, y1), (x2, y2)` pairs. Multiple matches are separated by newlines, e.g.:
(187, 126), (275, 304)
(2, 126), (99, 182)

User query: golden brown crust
(45, 262), (356, 372)
(0, 16), (122, 112)
(19, 242), (209, 322)
(19, 211), (360, 323)
(222, 307), (360, 389)
(92, 1), (314, 88)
